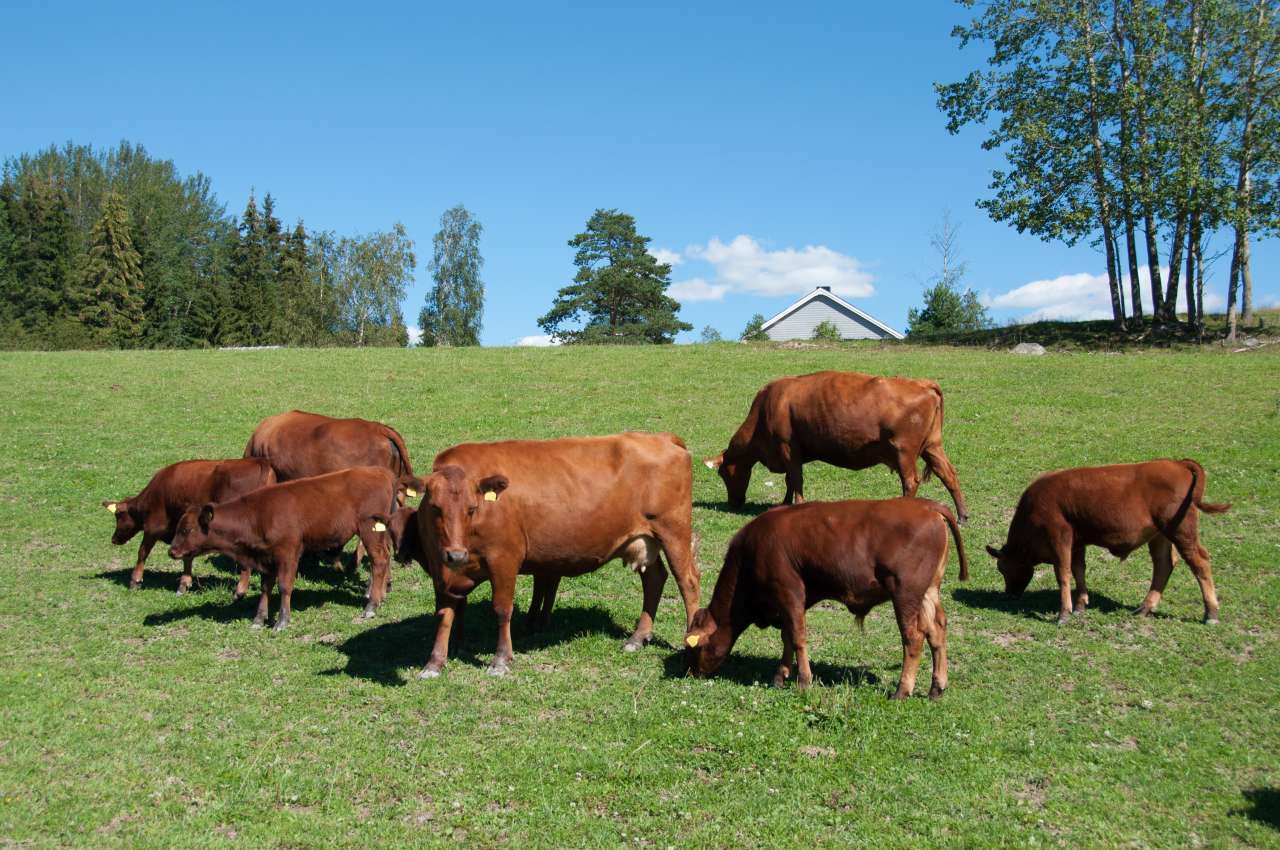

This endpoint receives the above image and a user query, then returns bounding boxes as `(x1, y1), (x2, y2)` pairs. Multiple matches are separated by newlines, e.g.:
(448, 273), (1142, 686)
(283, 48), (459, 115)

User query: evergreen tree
(8, 174), (78, 340)
(80, 192), (145, 347)
(538, 209), (692, 344)
(739, 313), (769, 341)
(226, 193), (272, 345)
(419, 204), (485, 346)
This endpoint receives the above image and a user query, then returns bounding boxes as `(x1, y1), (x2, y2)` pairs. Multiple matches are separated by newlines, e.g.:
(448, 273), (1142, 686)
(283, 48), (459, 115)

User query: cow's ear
(198, 504), (215, 532)
(478, 475), (509, 501)
(685, 610), (718, 646)
(402, 475), (428, 500)
(703, 454), (724, 471)
(985, 544), (1002, 559)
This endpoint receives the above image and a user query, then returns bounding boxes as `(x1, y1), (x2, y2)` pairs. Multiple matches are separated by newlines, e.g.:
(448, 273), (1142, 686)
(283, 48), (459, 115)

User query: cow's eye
(467, 506), (477, 516)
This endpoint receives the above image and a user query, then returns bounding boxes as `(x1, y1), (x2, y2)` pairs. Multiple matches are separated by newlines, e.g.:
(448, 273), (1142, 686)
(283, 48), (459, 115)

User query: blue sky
(2, 1), (1274, 344)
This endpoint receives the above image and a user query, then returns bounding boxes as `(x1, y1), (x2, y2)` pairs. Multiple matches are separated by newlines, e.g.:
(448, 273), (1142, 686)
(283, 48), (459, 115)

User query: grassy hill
(0, 343), (1276, 849)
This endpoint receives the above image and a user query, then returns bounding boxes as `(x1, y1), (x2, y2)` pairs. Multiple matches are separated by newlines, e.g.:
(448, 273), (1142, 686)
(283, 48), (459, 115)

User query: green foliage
(907, 213), (992, 337)
(420, 205), (485, 347)
(1, 344), (1276, 848)
(80, 192), (144, 347)
(739, 312), (770, 341)
(811, 320), (842, 341)
(538, 208), (692, 344)
(699, 325), (723, 343)
(335, 223), (415, 347)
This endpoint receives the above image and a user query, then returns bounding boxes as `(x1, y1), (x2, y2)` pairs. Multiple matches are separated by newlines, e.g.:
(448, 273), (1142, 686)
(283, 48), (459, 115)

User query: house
(760, 286), (904, 341)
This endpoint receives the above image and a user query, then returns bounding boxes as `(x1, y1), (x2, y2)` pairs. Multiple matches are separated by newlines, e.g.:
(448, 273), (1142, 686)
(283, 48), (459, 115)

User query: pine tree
(80, 192), (144, 347)
(8, 174), (78, 341)
(420, 205), (485, 346)
(226, 193), (271, 345)
(538, 209), (692, 344)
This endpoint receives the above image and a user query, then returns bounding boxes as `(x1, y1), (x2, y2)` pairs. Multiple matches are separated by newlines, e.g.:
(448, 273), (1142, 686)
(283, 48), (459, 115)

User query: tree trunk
(1164, 208), (1186, 322)
(1084, 34), (1126, 330)
(1113, 2), (1143, 321)
(1194, 236), (1205, 333)
(1227, 234), (1241, 341)
(1185, 211), (1198, 327)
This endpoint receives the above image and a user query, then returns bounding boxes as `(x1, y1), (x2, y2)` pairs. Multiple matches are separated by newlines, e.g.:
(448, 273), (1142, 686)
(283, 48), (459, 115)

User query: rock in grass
(1011, 342), (1047, 356)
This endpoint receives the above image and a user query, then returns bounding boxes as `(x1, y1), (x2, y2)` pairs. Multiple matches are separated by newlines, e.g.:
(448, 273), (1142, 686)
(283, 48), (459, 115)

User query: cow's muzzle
(444, 548), (468, 564)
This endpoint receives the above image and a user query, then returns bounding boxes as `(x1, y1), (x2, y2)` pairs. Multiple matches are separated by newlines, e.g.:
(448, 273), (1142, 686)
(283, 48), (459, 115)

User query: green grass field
(1, 342), (1277, 849)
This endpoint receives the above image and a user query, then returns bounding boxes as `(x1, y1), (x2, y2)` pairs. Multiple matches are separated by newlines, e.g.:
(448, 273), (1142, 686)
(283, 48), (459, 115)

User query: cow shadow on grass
(693, 500), (777, 518)
(1234, 787), (1280, 831)
(951, 587), (1172, 623)
(324, 603), (630, 686)
(95, 550), (377, 597)
(142, 585), (368, 628)
(659, 648), (880, 690)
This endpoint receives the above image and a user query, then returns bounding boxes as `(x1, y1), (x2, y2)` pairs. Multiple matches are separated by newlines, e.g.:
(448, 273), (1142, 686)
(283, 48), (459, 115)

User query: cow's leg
(891, 595), (925, 699)
(1051, 537), (1074, 625)
(252, 571), (276, 629)
(488, 567), (518, 676)
(1136, 536), (1175, 617)
(357, 525), (389, 618)
(353, 538), (367, 572)
(1070, 542), (1088, 614)
(129, 535), (157, 590)
(625, 553), (668, 652)
(233, 564), (252, 601)
(421, 591), (465, 678)
(772, 626), (796, 688)
(921, 442), (969, 523)
(894, 450), (922, 497)
(273, 549), (301, 632)
(1173, 536), (1220, 625)
(651, 522), (701, 626)
(176, 555), (195, 595)
(780, 445), (805, 505)
(924, 589), (948, 700)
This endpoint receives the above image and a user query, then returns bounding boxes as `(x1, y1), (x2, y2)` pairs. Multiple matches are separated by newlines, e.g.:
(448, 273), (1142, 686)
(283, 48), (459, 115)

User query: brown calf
(168, 466), (405, 631)
(403, 432), (701, 677)
(684, 497), (968, 699)
(705, 371), (968, 521)
(103, 458), (276, 595)
(986, 459), (1230, 624)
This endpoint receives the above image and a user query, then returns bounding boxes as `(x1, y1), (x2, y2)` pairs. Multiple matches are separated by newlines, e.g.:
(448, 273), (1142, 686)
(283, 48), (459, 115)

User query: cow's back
(245, 410), (406, 480)
(436, 432), (691, 555)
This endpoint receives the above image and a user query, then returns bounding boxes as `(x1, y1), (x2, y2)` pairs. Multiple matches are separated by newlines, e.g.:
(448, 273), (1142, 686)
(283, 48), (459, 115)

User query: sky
(2, 1), (1274, 345)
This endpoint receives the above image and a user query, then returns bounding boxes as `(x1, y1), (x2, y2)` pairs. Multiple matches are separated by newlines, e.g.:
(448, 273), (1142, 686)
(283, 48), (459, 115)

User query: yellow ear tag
(685, 634), (700, 648)
(106, 503), (118, 513)
(405, 488), (419, 498)
(484, 491), (497, 502)
(372, 521), (387, 532)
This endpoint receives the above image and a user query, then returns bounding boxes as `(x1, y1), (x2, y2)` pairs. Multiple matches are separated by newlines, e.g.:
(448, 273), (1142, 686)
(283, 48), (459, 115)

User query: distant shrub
(699, 325), (723, 343)
(739, 313), (769, 341)
(811, 321), (842, 342)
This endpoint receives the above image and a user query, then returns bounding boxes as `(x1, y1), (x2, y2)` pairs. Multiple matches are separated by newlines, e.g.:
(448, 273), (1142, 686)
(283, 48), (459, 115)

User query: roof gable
(759, 288), (904, 339)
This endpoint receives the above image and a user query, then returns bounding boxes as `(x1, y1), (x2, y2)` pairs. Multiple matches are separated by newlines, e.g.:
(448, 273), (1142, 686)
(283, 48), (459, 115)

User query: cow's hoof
(232, 591), (245, 602)
(175, 584), (188, 596)
(272, 620), (289, 633)
(361, 604), (377, 620)
(957, 512), (970, 526)
(928, 684), (945, 701)
(889, 690), (909, 701)
(771, 674), (788, 688)
(1203, 615), (1219, 625)
(486, 661), (510, 677)
(1133, 606), (1152, 618)
(1056, 615), (1071, 626)
(251, 619), (266, 630)
(621, 635), (650, 652)
(128, 580), (142, 591)
(418, 667), (442, 679)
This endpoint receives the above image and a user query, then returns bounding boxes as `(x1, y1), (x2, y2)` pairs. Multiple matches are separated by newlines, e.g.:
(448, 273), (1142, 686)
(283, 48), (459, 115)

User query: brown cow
(167, 466), (404, 631)
(986, 459), (1229, 625)
(704, 371), (968, 522)
(683, 498), (968, 699)
(244, 409), (417, 570)
(103, 458), (276, 595)
(403, 433), (701, 677)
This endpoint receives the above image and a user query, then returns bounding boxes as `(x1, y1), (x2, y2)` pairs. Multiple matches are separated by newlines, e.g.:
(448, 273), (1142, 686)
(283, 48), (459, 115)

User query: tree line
(0, 142), (417, 349)
(938, 0), (1278, 338)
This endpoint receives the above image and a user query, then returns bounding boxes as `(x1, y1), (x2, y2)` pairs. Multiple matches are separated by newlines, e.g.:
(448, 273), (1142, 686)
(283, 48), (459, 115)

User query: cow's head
(103, 499), (140, 545)
(169, 504), (217, 560)
(703, 453), (751, 509)
(384, 506), (423, 565)
(684, 608), (733, 677)
(986, 544), (1033, 596)
(420, 465), (509, 566)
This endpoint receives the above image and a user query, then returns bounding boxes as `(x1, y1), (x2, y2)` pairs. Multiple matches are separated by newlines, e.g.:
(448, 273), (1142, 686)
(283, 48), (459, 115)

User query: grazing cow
(704, 371), (968, 522)
(102, 458), (276, 595)
(986, 459), (1229, 625)
(167, 466), (405, 631)
(683, 498), (968, 699)
(244, 409), (417, 569)
(400, 432), (701, 677)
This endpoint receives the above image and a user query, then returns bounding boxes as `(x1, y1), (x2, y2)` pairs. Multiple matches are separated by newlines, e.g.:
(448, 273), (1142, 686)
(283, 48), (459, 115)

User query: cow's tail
(917, 381), (944, 485)
(933, 501), (968, 581)
(383, 426), (414, 477)
(665, 433), (689, 452)
(1181, 459), (1231, 514)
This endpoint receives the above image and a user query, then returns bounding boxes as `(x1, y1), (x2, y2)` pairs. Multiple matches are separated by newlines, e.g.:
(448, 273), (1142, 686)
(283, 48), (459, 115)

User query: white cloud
(514, 334), (560, 347)
(649, 247), (683, 267)
(985, 266), (1229, 322)
(408, 326), (422, 346)
(668, 277), (731, 302)
(685, 235), (874, 299)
